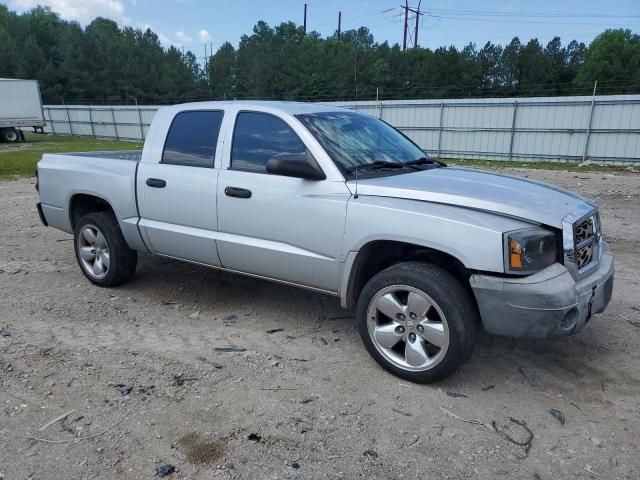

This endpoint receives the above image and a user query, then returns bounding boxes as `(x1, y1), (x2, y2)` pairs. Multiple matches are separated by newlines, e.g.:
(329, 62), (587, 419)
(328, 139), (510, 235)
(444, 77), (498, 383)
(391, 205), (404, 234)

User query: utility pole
(413, 0), (421, 48)
(337, 11), (341, 39)
(402, 1), (408, 51)
(303, 4), (307, 33)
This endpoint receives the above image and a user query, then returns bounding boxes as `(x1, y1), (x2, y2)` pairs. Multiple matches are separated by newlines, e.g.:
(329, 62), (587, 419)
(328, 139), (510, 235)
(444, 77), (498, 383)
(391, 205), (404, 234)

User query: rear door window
(231, 112), (306, 173)
(162, 110), (224, 167)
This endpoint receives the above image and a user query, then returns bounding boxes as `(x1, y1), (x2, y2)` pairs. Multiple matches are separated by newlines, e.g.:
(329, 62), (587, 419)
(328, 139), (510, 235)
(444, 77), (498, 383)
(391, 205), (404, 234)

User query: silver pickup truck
(35, 101), (614, 383)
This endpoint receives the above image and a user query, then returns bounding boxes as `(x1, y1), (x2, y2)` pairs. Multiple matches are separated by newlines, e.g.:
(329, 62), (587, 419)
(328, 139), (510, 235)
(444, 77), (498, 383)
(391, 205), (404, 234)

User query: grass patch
(0, 133), (142, 179)
(1, 133), (635, 179)
(445, 157), (637, 174)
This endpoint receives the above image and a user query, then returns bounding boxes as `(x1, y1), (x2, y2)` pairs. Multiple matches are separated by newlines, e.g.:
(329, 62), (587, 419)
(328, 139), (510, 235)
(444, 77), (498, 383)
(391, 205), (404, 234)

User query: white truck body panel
(0, 78), (46, 128)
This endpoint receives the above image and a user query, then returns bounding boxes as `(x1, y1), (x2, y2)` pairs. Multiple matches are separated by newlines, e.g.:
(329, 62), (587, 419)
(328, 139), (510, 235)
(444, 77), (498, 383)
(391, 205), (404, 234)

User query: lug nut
(397, 313), (406, 321)
(417, 324), (424, 333)
(396, 326), (405, 334)
(409, 312), (417, 320)
(409, 333), (416, 342)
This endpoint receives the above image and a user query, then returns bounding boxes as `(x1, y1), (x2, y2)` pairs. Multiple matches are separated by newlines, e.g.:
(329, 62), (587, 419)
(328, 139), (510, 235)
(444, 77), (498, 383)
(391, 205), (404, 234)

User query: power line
(424, 13), (640, 27)
(424, 8), (640, 19)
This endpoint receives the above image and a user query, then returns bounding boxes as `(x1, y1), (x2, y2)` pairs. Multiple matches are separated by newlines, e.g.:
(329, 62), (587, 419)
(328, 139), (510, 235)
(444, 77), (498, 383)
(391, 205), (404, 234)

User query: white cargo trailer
(0, 78), (46, 143)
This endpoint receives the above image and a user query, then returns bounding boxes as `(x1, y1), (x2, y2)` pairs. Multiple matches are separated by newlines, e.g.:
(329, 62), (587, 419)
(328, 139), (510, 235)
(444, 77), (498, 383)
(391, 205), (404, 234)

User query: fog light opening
(560, 308), (578, 333)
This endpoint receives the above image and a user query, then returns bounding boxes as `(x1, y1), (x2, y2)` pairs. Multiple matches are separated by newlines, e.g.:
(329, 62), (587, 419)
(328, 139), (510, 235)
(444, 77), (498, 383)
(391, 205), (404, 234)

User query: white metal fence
(43, 94), (640, 165)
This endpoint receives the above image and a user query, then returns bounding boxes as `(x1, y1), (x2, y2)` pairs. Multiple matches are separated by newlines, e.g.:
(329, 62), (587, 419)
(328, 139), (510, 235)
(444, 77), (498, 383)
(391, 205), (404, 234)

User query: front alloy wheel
(367, 285), (450, 372)
(357, 262), (480, 383)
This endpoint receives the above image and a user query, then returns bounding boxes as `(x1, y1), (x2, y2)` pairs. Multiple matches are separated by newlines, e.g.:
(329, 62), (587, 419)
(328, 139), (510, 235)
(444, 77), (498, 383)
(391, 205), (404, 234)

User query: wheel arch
(341, 239), (473, 310)
(69, 193), (116, 230)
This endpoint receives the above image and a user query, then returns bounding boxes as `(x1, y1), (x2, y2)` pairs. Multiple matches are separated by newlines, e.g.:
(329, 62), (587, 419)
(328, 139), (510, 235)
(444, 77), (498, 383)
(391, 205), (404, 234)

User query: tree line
(1, 5), (639, 104)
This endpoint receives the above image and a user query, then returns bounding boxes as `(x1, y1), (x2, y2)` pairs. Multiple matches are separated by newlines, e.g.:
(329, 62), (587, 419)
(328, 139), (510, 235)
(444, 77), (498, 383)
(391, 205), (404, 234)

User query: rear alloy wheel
(1, 128), (20, 143)
(77, 224), (111, 280)
(357, 262), (479, 383)
(74, 212), (137, 287)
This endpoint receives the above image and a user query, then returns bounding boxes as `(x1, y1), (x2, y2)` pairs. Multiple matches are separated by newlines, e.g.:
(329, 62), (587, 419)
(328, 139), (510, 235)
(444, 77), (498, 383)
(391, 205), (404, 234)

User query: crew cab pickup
(35, 101), (614, 383)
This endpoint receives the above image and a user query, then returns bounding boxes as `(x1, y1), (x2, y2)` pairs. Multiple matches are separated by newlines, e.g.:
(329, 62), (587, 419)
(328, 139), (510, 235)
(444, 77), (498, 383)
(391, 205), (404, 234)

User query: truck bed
(37, 150), (146, 252)
(63, 150), (142, 161)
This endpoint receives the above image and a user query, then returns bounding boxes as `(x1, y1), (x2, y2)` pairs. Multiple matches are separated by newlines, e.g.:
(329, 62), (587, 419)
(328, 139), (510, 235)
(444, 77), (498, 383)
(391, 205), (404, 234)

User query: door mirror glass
(266, 151), (326, 180)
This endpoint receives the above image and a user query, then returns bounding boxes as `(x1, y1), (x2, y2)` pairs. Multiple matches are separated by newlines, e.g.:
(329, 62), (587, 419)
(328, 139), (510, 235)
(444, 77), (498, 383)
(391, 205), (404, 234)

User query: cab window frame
(161, 109), (224, 169)
(229, 110), (310, 174)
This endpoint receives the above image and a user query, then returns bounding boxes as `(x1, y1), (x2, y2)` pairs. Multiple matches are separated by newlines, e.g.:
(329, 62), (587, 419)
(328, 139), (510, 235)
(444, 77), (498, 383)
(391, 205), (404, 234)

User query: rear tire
(73, 212), (137, 287)
(1, 128), (20, 143)
(356, 261), (480, 383)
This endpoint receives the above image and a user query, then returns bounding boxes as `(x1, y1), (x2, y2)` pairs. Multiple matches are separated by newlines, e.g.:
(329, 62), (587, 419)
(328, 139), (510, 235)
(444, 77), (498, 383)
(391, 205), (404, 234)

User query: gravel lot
(1, 168), (639, 480)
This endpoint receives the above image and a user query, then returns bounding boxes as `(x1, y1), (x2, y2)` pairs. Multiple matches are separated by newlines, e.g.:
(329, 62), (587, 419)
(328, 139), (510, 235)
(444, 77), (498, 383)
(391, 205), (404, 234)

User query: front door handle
(224, 186), (252, 199)
(146, 178), (166, 188)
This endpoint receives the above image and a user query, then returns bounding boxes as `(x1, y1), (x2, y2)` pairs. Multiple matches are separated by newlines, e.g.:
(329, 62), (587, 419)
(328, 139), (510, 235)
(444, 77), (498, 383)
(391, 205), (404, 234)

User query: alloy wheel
(366, 285), (450, 372)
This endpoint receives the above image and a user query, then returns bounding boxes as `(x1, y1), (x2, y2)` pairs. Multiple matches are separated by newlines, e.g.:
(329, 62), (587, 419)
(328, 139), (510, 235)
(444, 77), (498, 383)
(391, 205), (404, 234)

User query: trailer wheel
(0, 128), (20, 143)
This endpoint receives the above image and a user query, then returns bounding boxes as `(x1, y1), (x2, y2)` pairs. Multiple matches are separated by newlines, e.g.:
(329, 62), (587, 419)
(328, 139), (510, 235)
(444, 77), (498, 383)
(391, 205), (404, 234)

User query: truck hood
(348, 167), (594, 228)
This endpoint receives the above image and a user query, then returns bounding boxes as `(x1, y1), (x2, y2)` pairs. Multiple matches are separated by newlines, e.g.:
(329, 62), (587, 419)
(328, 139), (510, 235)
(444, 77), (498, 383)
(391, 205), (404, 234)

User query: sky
(4, 0), (640, 60)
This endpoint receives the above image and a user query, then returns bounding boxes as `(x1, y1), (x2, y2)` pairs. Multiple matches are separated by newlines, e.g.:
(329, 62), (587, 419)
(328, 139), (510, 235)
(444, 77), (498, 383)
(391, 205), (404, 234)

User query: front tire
(73, 212), (137, 287)
(356, 261), (480, 383)
(1, 128), (20, 143)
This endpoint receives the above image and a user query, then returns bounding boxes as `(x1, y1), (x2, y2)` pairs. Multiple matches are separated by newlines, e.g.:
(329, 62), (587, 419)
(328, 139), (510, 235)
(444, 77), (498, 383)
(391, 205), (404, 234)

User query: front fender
(338, 196), (537, 306)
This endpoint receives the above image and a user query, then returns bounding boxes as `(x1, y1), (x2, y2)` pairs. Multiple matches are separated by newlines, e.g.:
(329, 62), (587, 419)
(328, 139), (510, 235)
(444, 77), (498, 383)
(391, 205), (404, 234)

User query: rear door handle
(224, 186), (252, 199)
(146, 178), (166, 188)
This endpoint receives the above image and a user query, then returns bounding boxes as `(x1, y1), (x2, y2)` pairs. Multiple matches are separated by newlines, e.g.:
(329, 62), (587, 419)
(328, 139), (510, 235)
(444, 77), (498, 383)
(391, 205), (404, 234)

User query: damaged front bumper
(470, 243), (614, 338)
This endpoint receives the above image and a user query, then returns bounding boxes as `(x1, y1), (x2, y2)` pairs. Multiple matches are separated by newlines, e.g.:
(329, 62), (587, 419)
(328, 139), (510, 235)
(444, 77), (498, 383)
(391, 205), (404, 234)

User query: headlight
(504, 228), (557, 274)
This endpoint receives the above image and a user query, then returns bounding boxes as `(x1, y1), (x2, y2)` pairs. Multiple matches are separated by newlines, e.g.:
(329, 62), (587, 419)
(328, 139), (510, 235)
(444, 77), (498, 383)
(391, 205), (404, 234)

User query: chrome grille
(562, 206), (602, 279)
(575, 216), (596, 269)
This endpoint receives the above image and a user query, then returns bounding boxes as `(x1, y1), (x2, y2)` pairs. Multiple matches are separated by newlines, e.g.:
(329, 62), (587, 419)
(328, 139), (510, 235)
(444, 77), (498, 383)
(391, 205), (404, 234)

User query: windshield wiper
(406, 156), (446, 168)
(345, 161), (408, 173)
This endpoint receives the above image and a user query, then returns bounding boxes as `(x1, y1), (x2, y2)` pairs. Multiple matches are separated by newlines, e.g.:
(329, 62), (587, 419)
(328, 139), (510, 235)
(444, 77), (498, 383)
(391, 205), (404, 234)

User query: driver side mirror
(265, 150), (326, 180)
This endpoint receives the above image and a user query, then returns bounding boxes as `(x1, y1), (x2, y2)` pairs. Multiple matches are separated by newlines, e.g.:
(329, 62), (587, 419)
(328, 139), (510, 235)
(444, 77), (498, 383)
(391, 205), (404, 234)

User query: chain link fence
(42, 94), (640, 165)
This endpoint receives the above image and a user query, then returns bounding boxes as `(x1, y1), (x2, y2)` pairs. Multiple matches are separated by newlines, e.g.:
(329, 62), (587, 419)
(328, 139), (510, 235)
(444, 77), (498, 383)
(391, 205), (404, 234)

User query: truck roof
(169, 100), (352, 115)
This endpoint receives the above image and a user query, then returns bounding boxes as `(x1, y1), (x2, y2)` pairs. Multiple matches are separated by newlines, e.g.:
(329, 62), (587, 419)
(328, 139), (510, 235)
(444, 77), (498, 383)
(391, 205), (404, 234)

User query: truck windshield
(296, 111), (438, 178)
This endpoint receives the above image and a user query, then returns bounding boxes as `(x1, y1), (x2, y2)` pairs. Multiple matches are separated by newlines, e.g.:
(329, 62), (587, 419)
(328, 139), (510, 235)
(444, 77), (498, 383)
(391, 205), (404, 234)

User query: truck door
(137, 110), (224, 266)
(216, 111), (350, 292)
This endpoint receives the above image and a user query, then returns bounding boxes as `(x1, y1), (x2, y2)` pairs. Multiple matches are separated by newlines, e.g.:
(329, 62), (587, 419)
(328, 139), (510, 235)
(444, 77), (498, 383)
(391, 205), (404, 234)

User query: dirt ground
(1, 168), (639, 480)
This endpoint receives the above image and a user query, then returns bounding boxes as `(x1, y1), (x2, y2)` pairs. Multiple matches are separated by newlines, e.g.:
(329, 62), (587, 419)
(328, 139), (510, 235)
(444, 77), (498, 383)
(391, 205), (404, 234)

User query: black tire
(356, 261), (480, 383)
(1, 128), (20, 143)
(73, 212), (137, 287)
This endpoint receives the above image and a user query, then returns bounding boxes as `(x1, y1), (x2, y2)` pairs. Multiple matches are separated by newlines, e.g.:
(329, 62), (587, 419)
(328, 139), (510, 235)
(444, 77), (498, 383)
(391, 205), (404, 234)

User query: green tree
(575, 29), (640, 92)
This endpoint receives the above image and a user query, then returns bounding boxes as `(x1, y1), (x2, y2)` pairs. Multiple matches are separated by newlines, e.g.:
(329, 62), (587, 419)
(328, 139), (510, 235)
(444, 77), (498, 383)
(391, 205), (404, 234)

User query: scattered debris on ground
(549, 409), (565, 425)
(154, 464), (176, 478)
(492, 418), (534, 458)
(363, 449), (378, 459)
(446, 390), (468, 398)
(114, 383), (134, 396)
(214, 346), (246, 353)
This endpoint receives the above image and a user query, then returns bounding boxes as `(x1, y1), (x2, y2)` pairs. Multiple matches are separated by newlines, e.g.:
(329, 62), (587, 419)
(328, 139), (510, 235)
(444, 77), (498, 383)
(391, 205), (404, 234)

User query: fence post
(110, 107), (119, 141)
(137, 107), (145, 140)
(46, 108), (56, 135)
(582, 80), (598, 164)
(437, 102), (445, 158)
(87, 106), (96, 138)
(65, 105), (73, 135)
(508, 100), (518, 161)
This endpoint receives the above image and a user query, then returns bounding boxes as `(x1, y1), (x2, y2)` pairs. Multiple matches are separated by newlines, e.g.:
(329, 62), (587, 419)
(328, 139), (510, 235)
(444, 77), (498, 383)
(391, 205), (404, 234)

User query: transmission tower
(401, 1), (423, 50)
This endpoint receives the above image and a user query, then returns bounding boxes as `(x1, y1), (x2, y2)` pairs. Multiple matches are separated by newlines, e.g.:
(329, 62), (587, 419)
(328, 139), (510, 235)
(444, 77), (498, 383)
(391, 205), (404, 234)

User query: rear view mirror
(265, 151), (326, 180)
